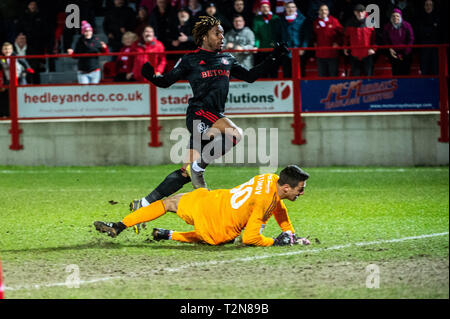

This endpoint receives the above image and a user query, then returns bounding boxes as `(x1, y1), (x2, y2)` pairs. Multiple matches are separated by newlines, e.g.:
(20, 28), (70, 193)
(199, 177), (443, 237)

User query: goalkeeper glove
(293, 234), (311, 245)
(273, 231), (295, 246)
(141, 62), (155, 81)
(271, 42), (290, 61)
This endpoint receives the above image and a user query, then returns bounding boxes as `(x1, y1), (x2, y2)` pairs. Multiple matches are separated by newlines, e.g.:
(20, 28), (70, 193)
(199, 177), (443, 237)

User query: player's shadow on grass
(0, 240), (249, 254)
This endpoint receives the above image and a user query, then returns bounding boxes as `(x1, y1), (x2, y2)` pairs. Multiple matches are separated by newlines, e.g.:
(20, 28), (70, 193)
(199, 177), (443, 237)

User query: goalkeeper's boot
(129, 199), (145, 234)
(152, 228), (172, 241)
(94, 221), (126, 238)
(186, 164), (207, 189)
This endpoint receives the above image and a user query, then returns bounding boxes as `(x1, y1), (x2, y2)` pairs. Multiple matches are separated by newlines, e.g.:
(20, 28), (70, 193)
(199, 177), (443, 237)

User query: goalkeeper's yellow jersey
(176, 173), (295, 246)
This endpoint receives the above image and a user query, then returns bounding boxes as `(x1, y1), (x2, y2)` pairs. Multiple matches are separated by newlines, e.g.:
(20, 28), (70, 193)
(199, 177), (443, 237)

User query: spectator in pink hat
(382, 8), (414, 75)
(67, 21), (109, 84)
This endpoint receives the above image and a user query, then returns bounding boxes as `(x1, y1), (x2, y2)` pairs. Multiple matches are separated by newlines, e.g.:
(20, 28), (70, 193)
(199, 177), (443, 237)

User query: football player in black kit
(129, 15), (289, 232)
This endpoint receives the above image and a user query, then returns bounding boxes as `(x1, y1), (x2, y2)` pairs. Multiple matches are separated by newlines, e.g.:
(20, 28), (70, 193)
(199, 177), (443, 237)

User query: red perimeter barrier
(0, 259), (4, 299)
(0, 44), (448, 150)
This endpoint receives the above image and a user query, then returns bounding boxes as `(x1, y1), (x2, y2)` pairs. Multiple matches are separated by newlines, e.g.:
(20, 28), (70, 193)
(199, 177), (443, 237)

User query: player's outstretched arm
(141, 58), (188, 88)
(272, 202), (310, 245)
(241, 208), (276, 246)
(230, 42), (290, 83)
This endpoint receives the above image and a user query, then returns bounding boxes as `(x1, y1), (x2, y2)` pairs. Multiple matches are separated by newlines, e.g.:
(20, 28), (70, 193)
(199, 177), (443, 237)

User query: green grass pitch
(0, 165), (448, 299)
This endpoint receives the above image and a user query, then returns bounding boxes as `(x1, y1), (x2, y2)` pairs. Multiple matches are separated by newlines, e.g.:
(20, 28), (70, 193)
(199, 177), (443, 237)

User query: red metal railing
(0, 44), (448, 151)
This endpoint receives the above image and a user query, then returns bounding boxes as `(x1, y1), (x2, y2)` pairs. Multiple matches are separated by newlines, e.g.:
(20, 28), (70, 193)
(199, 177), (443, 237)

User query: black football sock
(198, 134), (239, 170)
(144, 169), (191, 204)
(116, 222), (127, 233)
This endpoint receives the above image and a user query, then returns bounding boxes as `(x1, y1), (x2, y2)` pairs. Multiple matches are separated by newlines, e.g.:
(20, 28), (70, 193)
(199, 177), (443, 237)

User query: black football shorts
(186, 106), (225, 152)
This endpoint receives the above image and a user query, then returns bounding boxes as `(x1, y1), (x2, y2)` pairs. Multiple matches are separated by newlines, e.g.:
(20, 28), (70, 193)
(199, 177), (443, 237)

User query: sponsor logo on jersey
(201, 69), (230, 78)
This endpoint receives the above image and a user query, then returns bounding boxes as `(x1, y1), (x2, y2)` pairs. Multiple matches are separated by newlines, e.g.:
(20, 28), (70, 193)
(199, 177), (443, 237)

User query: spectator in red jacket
(382, 8), (414, 75)
(344, 4), (376, 76)
(313, 4), (343, 77)
(133, 26), (167, 82)
(115, 32), (139, 82)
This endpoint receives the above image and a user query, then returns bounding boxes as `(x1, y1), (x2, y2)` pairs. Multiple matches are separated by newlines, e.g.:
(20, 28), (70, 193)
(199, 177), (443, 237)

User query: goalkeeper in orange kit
(94, 165), (311, 246)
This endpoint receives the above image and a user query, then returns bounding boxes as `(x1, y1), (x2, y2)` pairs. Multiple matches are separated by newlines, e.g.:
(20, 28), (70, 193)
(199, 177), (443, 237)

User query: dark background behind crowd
(0, 1), (448, 92)
(1, 0), (448, 75)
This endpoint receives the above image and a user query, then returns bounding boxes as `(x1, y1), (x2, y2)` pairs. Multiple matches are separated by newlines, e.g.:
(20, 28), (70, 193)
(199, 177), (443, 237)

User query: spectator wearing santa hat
(252, 0), (283, 78)
(67, 21), (109, 84)
(382, 8), (414, 75)
(313, 4), (343, 77)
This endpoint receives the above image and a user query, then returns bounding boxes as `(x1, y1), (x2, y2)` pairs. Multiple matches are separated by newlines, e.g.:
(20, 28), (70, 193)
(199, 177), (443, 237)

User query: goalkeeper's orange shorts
(176, 188), (233, 245)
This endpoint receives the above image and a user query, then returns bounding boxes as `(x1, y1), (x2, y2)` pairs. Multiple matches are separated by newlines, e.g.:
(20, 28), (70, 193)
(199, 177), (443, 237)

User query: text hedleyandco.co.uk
(23, 91), (144, 105)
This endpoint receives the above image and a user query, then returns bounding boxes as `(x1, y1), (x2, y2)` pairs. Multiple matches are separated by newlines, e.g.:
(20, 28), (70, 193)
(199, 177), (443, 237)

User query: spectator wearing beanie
(133, 26), (166, 82)
(253, 0), (283, 78)
(385, 0), (416, 25)
(313, 4), (343, 77)
(169, 7), (196, 53)
(68, 21), (109, 84)
(344, 4), (376, 76)
(382, 8), (414, 75)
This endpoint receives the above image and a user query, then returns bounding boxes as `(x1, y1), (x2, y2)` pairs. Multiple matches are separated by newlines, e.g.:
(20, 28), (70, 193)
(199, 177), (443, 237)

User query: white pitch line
(164, 232), (450, 272)
(3, 232), (448, 292)
(4, 276), (123, 291)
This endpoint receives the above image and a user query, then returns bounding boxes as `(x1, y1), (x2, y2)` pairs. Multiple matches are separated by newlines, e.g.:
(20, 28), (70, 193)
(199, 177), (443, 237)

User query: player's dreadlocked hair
(192, 15), (221, 47)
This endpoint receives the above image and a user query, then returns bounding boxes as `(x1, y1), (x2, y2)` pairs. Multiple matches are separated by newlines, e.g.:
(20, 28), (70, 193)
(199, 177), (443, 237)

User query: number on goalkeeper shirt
(230, 178), (254, 209)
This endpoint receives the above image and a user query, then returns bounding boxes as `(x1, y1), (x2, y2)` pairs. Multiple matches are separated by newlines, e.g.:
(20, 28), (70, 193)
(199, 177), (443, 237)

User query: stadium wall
(0, 113), (448, 167)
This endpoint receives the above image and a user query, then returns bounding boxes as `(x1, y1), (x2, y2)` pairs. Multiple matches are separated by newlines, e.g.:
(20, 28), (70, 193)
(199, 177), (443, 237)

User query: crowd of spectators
(0, 0), (448, 90)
